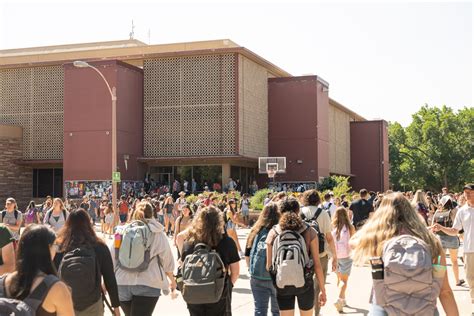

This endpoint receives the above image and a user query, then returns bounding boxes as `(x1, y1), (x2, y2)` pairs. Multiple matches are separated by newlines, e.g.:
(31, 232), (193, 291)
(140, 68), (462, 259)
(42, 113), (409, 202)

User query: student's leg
(464, 253), (474, 303)
(120, 301), (132, 316)
(250, 278), (270, 316)
(448, 248), (460, 283)
(130, 295), (159, 316)
(339, 273), (349, 299)
(314, 255), (329, 315)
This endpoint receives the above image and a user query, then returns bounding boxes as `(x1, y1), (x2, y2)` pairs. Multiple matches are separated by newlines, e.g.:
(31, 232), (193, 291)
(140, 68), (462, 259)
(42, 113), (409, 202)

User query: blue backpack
(249, 228), (271, 280)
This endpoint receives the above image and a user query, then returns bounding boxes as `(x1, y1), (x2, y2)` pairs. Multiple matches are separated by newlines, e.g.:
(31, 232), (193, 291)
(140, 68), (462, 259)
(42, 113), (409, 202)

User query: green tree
(389, 105), (474, 191)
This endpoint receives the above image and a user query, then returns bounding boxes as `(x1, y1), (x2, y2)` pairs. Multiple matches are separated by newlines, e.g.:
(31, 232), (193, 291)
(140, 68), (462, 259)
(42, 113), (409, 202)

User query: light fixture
(73, 61), (90, 68)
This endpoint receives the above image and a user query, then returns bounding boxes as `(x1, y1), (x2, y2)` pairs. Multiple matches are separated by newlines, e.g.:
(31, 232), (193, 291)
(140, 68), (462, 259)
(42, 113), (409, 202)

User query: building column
(222, 163), (231, 189)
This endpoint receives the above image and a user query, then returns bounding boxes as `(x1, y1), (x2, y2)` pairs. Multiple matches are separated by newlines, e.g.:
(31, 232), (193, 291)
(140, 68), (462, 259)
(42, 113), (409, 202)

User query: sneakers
(456, 279), (466, 286)
(334, 299), (345, 313)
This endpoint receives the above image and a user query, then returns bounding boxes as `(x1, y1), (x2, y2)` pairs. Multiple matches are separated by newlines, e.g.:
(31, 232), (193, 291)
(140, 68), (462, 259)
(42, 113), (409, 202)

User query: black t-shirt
(181, 235), (240, 267)
(350, 199), (374, 226)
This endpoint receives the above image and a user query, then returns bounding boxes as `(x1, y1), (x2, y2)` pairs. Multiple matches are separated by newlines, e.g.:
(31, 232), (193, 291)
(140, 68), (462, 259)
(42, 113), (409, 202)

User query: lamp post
(73, 61), (118, 215)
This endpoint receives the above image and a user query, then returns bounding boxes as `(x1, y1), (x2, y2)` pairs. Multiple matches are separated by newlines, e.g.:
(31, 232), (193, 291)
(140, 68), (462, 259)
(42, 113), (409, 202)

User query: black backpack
(301, 208), (325, 254)
(58, 247), (101, 311)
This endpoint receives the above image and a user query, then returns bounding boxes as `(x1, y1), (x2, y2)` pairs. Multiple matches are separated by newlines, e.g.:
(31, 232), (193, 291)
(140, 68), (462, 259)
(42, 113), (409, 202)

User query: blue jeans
(369, 304), (439, 316)
(250, 277), (279, 316)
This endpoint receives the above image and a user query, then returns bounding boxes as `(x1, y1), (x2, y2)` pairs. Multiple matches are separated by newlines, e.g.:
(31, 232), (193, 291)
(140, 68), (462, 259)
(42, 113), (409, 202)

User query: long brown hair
(56, 208), (103, 252)
(246, 202), (280, 249)
(187, 206), (224, 248)
(351, 192), (443, 265)
(331, 207), (354, 240)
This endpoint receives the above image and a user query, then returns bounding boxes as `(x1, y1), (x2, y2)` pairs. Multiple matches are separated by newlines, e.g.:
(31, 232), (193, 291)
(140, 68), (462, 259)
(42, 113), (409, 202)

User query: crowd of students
(0, 182), (471, 315)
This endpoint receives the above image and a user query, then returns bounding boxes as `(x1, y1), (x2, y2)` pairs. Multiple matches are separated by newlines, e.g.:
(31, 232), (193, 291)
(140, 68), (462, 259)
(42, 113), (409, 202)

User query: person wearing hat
(1, 198), (22, 240)
(434, 183), (474, 301)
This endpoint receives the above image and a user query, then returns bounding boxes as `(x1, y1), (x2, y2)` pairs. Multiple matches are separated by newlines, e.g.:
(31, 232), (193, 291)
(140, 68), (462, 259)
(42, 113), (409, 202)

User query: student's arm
(50, 281), (75, 316)
(6, 213), (22, 233)
(438, 252), (459, 316)
(0, 242), (15, 274)
(229, 261), (240, 285)
(325, 232), (337, 272)
(97, 244), (120, 308)
(310, 237), (327, 307)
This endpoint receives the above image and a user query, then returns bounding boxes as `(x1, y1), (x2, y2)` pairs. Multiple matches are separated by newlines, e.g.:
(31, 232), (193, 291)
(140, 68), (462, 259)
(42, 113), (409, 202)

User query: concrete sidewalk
(103, 227), (472, 315)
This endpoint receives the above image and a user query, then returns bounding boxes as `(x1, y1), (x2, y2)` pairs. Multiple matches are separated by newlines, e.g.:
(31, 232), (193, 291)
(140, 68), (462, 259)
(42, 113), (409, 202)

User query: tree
(389, 105), (473, 192)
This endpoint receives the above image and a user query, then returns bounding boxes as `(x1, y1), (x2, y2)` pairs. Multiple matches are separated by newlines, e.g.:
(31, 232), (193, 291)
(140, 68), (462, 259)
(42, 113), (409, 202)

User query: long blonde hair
(332, 207), (354, 240)
(351, 192), (442, 265)
(411, 189), (428, 208)
(246, 202), (280, 249)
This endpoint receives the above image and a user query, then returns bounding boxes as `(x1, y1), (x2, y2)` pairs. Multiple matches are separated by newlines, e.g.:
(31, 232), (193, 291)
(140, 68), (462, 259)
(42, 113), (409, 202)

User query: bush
(319, 175), (351, 198)
(250, 189), (271, 211)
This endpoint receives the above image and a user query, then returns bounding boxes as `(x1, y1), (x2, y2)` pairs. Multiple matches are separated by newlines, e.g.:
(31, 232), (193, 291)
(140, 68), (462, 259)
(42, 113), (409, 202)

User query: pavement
(102, 227), (472, 316)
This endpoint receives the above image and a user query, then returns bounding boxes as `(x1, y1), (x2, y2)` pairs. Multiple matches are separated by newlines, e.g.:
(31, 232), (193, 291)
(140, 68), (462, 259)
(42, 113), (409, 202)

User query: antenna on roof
(129, 20), (135, 40)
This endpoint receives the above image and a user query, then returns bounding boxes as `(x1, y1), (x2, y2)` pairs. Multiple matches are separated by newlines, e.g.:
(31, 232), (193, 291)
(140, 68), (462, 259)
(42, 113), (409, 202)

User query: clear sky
(0, 0), (471, 126)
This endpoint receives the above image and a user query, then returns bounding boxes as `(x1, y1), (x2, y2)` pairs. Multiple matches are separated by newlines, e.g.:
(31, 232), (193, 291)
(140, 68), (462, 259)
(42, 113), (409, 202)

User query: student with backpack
(43, 198), (69, 233)
(225, 199), (244, 258)
(112, 201), (176, 316)
(1, 197), (23, 240)
(55, 208), (120, 316)
(240, 193), (251, 227)
(0, 224), (74, 315)
(174, 203), (193, 256)
(331, 207), (355, 313)
(245, 202), (280, 316)
(351, 192), (458, 316)
(24, 201), (41, 226)
(180, 206), (240, 316)
(0, 223), (15, 275)
(432, 195), (464, 286)
(300, 190), (337, 315)
(322, 193), (336, 218)
(265, 197), (327, 316)
(412, 190), (430, 225)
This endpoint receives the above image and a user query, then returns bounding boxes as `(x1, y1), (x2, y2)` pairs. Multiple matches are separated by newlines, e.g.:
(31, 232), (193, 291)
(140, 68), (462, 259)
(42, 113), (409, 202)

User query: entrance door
(151, 173), (171, 189)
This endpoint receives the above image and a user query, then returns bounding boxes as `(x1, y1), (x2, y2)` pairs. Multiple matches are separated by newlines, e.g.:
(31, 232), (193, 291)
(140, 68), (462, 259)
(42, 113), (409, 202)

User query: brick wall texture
(0, 136), (32, 209)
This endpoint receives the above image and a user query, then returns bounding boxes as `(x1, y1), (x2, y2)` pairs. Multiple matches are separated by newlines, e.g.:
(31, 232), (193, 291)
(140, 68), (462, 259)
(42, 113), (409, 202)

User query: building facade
(0, 39), (388, 207)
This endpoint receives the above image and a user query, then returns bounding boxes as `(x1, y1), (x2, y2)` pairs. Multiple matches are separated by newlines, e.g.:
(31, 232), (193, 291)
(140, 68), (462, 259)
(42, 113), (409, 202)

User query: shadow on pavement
(233, 287), (253, 295)
(344, 305), (369, 315)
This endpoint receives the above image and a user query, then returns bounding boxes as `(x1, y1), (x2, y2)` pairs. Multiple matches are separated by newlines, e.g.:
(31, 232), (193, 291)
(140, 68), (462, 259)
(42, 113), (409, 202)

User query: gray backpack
(0, 274), (59, 316)
(182, 243), (226, 304)
(117, 220), (153, 272)
(271, 225), (312, 296)
(373, 235), (443, 316)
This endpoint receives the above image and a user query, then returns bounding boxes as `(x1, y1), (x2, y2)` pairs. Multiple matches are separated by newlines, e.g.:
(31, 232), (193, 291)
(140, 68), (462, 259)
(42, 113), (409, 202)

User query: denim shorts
(439, 235), (460, 249)
(337, 257), (353, 276)
(118, 285), (161, 301)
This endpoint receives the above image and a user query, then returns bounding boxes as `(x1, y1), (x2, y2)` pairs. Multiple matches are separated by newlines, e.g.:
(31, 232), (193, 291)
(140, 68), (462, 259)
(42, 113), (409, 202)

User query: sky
(0, 0), (472, 126)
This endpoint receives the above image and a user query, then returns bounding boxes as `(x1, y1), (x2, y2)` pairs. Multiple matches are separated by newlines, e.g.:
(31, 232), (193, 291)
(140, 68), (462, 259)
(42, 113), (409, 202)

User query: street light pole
(73, 61), (118, 215)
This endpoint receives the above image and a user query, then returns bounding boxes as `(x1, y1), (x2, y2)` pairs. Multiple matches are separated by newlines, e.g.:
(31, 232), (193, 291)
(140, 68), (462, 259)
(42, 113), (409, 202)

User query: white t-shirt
(301, 205), (332, 257)
(323, 201), (337, 218)
(453, 203), (474, 253)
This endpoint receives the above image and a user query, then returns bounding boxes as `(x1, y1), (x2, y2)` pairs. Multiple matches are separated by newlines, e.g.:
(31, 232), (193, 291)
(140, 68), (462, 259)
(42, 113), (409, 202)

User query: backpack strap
(312, 208), (323, 221)
(62, 209), (67, 221)
(24, 275), (60, 312)
(44, 210), (52, 225)
(0, 274), (7, 297)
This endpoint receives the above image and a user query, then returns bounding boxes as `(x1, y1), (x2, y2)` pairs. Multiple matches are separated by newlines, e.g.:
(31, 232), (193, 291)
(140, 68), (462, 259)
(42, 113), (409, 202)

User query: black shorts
(276, 286), (315, 311)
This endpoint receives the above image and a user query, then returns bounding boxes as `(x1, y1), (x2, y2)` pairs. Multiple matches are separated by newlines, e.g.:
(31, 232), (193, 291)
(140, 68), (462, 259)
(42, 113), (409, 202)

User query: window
(33, 168), (63, 198)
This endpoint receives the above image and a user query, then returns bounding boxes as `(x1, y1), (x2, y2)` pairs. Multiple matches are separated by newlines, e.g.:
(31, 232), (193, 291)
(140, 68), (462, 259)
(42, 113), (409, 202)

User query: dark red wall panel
(350, 120), (389, 192)
(64, 60), (143, 181)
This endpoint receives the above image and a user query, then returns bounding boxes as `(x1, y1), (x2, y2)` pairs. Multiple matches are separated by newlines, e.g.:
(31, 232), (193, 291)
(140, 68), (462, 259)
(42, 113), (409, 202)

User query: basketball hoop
(267, 169), (276, 179)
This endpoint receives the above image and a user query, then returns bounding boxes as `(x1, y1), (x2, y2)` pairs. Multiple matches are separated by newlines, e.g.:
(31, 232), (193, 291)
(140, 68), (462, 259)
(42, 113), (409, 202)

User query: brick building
(0, 39), (388, 207)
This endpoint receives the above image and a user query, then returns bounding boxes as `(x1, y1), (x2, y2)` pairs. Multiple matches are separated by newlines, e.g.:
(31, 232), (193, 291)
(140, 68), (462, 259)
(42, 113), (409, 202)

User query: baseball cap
(463, 183), (474, 191)
(439, 195), (452, 206)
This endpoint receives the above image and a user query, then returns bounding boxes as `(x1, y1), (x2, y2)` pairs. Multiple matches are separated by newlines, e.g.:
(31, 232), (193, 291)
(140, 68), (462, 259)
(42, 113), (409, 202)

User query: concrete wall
(268, 76), (329, 182)
(0, 125), (32, 208)
(350, 120), (389, 192)
(64, 60), (143, 181)
(238, 55), (269, 158)
(328, 102), (351, 176)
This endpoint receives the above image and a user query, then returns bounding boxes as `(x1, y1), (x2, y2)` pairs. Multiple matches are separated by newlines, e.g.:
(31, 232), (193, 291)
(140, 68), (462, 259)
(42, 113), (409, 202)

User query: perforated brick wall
(143, 54), (236, 157)
(0, 66), (64, 160)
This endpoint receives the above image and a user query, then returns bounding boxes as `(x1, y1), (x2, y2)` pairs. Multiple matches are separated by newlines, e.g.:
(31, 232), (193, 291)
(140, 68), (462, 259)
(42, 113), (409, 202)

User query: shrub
(250, 189), (271, 211)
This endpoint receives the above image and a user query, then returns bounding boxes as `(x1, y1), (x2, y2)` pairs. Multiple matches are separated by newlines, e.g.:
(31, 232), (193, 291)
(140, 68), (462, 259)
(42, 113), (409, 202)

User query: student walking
(331, 207), (355, 313)
(174, 203), (193, 256)
(1, 197), (23, 240)
(43, 198), (69, 233)
(225, 199), (244, 257)
(0, 224), (74, 315)
(23, 201), (41, 226)
(434, 183), (474, 304)
(180, 206), (240, 316)
(352, 192), (458, 316)
(55, 209), (121, 316)
(265, 198), (327, 316)
(112, 201), (176, 316)
(245, 202), (280, 316)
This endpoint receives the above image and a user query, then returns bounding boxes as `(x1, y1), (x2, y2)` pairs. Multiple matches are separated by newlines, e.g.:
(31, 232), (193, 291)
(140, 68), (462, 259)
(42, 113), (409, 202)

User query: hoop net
(267, 169), (276, 179)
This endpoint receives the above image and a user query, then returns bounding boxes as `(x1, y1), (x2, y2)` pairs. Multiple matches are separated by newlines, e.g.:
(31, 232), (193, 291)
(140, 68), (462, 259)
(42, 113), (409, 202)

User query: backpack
(44, 209), (67, 225)
(181, 243), (226, 304)
(0, 274), (59, 316)
(301, 208), (325, 254)
(372, 235), (442, 316)
(270, 225), (313, 296)
(249, 228), (271, 281)
(58, 247), (101, 311)
(116, 220), (153, 272)
(25, 208), (38, 224)
(432, 209), (453, 228)
(1, 210), (20, 222)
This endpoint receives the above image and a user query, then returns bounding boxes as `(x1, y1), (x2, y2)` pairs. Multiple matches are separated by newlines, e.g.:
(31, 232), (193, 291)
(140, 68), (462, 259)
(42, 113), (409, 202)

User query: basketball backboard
(258, 157), (286, 176)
